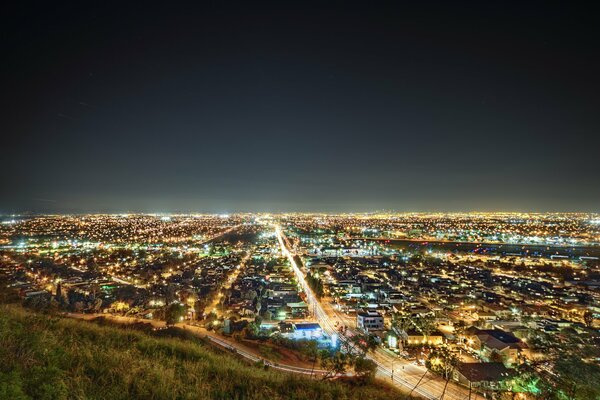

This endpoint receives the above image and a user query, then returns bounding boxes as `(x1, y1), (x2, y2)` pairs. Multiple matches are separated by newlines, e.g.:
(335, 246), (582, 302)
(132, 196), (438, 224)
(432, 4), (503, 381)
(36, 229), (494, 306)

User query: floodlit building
(405, 329), (445, 346)
(290, 322), (323, 340)
(357, 311), (384, 331)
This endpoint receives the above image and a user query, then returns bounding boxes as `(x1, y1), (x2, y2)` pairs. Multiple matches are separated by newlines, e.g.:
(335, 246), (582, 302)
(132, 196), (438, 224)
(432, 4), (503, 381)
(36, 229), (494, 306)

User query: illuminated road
(204, 251), (251, 316)
(275, 226), (337, 336)
(275, 225), (485, 400)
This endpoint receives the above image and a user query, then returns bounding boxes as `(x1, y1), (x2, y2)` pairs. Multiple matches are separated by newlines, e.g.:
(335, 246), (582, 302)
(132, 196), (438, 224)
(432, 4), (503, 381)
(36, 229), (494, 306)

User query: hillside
(0, 305), (401, 400)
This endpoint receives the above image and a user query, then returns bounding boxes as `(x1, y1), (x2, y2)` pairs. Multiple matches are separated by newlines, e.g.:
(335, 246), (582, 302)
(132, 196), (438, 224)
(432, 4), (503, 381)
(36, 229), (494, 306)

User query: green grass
(0, 305), (402, 400)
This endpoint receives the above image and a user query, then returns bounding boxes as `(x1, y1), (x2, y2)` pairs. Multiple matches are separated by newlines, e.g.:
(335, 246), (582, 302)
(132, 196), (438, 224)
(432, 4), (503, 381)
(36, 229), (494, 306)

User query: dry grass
(0, 305), (402, 400)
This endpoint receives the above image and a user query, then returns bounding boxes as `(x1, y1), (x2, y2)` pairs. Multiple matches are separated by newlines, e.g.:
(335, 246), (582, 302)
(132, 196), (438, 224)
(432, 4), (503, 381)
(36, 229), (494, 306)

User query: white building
(357, 311), (384, 331)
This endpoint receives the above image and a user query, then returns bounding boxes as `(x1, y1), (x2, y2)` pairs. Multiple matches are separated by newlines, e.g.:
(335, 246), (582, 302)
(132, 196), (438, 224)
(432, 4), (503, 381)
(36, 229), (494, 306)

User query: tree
(89, 283), (100, 300)
(415, 314), (436, 338)
(453, 320), (467, 336)
(109, 301), (130, 314)
(165, 284), (177, 305)
(302, 340), (319, 377)
(426, 346), (458, 380)
(347, 332), (378, 356)
(244, 321), (261, 338)
(554, 356), (600, 400)
(242, 316), (263, 339)
(583, 310), (594, 328)
(306, 272), (324, 298)
(124, 306), (142, 317)
(392, 312), (413, 333)
(90, 298), (103, 313)
(164, 303), (186, 326)
(73, 301), (84, 313)
(55, 282), (62, 300)
(507, 369), (543, 398)
(353, 357), (377, 382)
(193, 298), (206, 320)
(23, 293), (51, 312)
(319, 350), (350, 380)
(113, 285), (137, 302)
(205, 311), (217, 324)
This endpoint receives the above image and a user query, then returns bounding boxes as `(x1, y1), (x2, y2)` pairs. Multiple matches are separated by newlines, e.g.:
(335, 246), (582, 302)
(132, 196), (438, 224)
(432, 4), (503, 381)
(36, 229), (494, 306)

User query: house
(357, 311), (384, 331)
(286, 301), (308, 318)
(465, 327), (528, 365)
(453, 362), (511, 391)
(405, 329), (445, 346)
(268, 283), (297, 299)
(476, 311), (497, 322)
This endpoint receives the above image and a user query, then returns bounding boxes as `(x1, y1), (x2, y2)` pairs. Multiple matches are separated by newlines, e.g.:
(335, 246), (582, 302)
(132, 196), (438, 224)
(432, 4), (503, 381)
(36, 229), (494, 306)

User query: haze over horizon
(3, 2), (599, 214)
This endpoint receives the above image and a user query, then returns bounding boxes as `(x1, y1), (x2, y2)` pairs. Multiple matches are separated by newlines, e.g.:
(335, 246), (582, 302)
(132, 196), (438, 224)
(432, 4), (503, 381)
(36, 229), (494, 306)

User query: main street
(275, 225), (485, 400)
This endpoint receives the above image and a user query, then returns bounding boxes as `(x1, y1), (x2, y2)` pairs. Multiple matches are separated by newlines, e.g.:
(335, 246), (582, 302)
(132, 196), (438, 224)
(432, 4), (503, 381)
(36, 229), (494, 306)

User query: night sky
(2, 2), (599, 213)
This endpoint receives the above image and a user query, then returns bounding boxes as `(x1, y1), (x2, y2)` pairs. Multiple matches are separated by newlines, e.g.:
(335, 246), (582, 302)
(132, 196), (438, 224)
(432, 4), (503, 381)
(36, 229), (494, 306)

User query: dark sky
(2, 2), (599, 213)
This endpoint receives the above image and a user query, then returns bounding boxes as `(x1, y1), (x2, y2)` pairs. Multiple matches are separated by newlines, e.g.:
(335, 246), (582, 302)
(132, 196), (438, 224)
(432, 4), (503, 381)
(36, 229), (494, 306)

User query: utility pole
(407, 370), (428, 399)
(440, 376), (450, 400)
(439, 365), (456, 400)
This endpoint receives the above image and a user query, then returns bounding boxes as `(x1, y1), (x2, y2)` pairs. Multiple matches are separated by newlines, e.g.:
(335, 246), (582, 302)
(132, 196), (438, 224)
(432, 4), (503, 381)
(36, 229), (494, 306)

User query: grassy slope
(0, 305), (401, 400)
